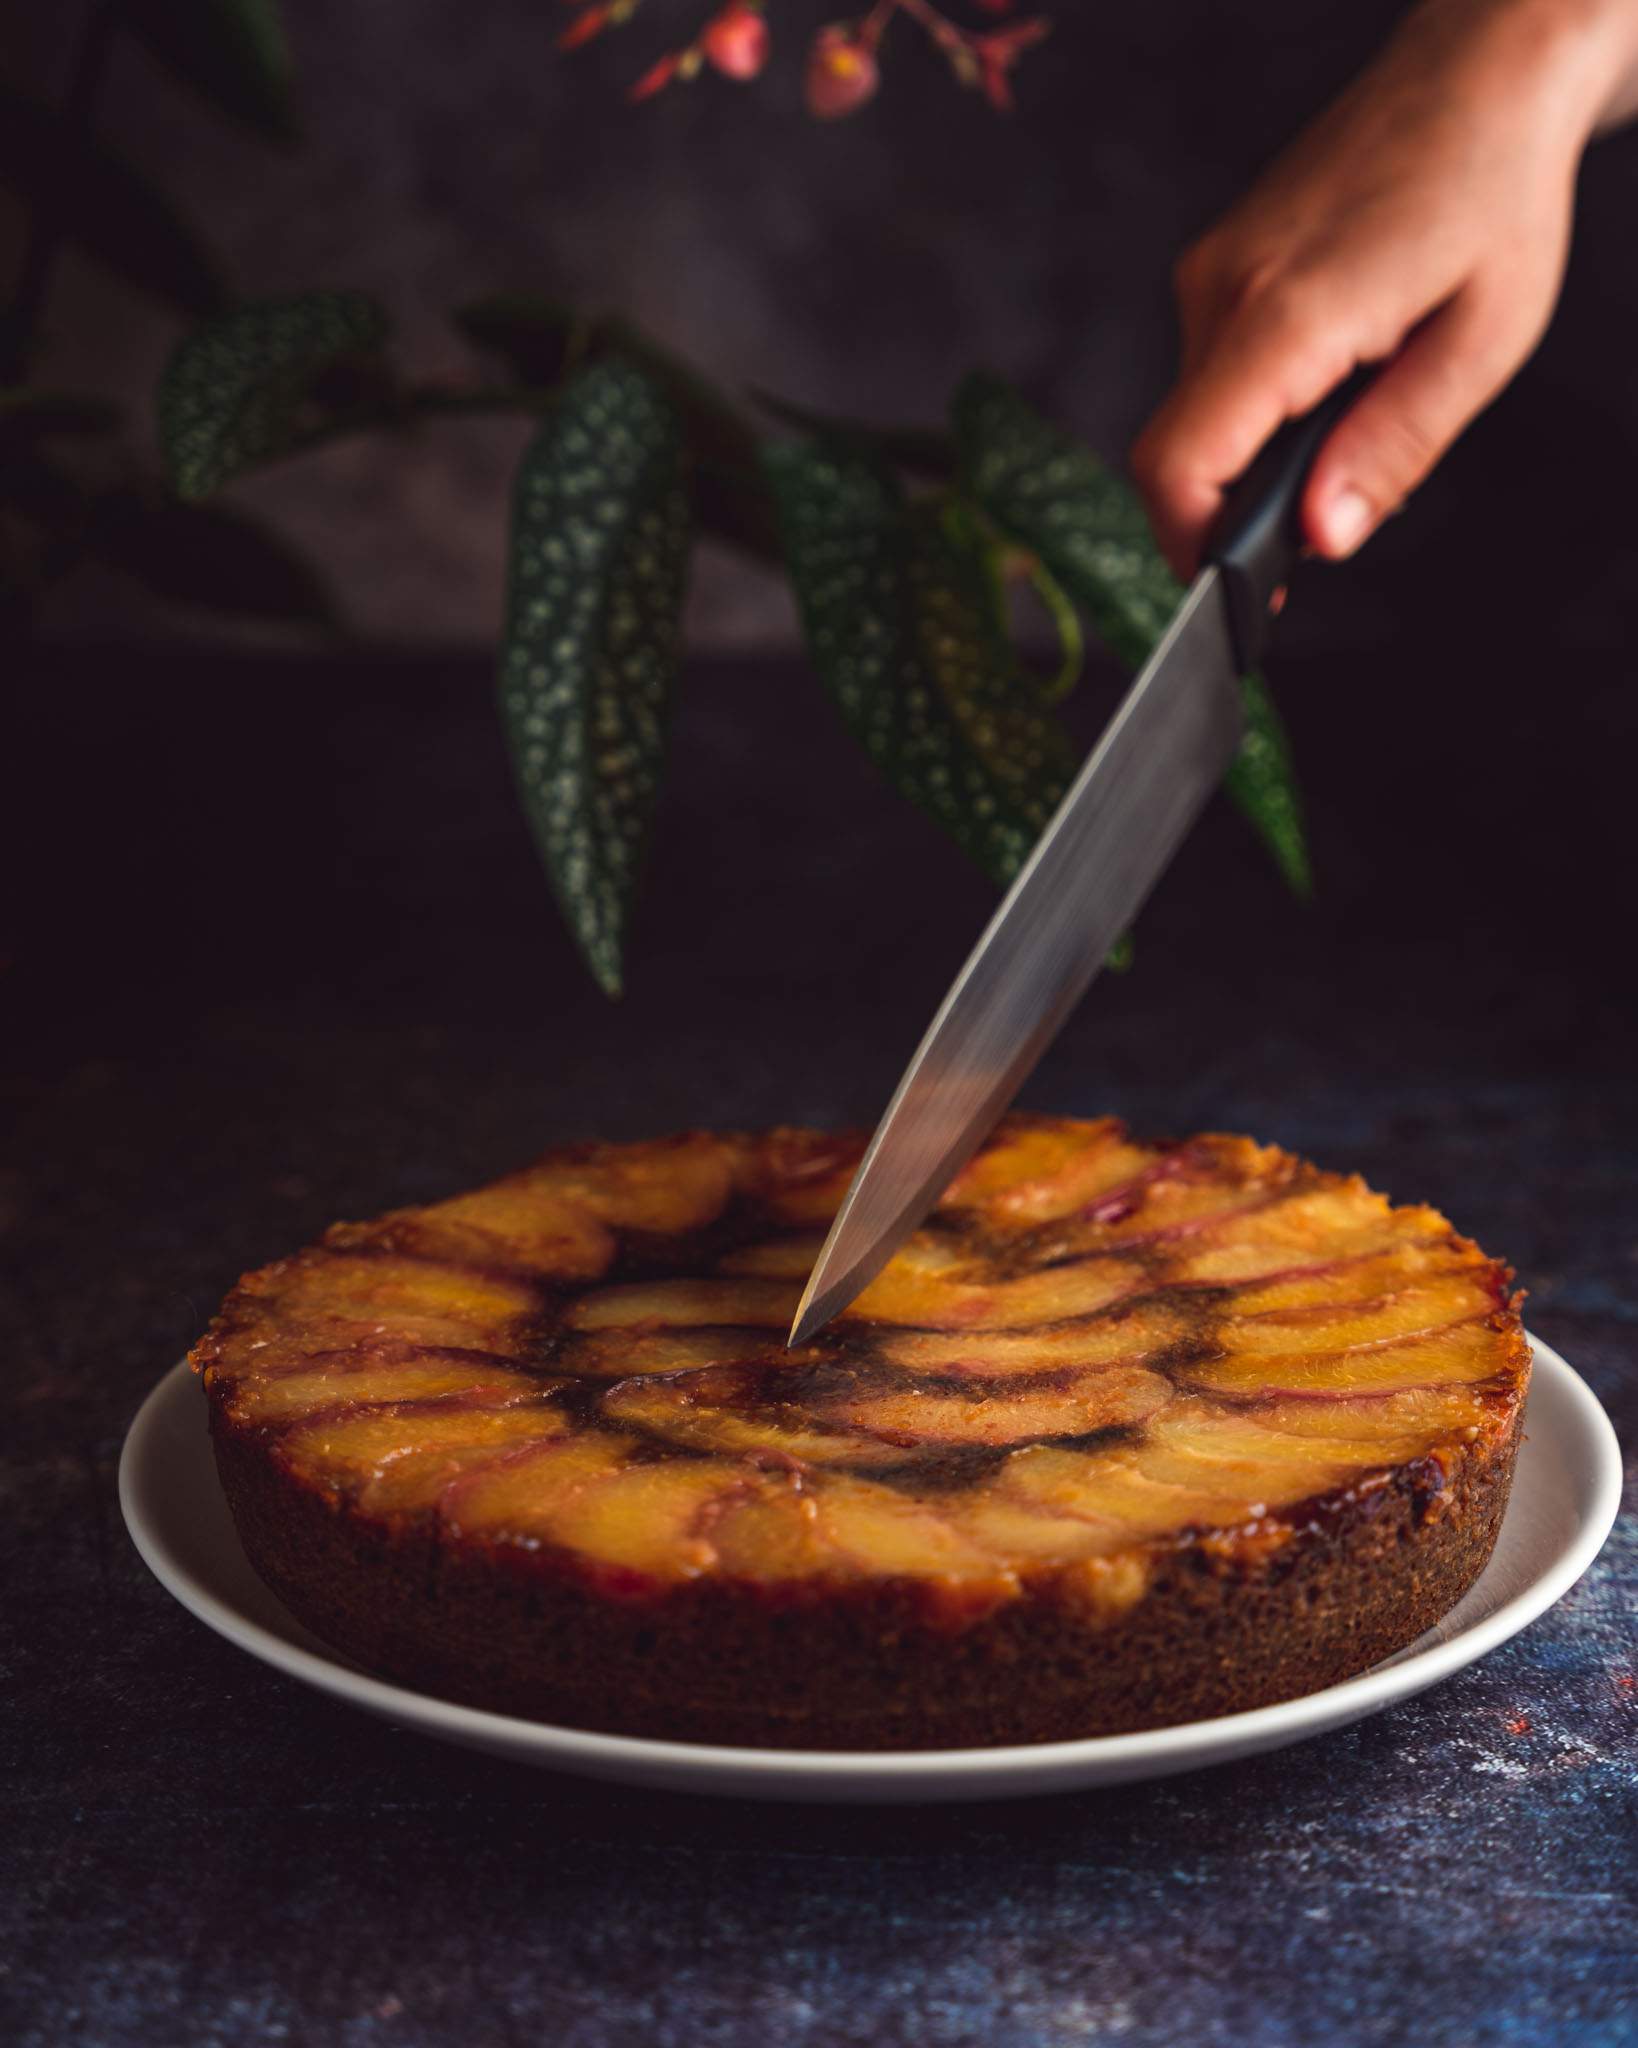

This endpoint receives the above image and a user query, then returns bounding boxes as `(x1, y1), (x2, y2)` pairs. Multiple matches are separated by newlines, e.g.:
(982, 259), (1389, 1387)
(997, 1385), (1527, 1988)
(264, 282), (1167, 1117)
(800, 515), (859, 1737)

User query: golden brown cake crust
(194, 1117), (1531, 1749)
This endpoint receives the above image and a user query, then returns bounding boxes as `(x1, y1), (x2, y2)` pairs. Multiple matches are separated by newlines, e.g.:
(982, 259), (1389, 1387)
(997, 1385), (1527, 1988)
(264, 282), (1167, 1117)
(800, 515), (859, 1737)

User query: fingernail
(1324, 486), (1372, 556)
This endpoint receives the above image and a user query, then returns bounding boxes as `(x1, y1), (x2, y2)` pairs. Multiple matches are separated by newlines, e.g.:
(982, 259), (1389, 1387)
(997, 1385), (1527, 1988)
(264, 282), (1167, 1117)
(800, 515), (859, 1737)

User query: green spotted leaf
(596, 319), (779, 564)
(118, 0), (297, 145)
(158, 291), (390, 499)
(456, 297), (781, 563)
(765, 442), (1079, 887)
(954, 372), (1312, 896)
(1229, 670), (1311, 896)
(498, 357), (692, 997)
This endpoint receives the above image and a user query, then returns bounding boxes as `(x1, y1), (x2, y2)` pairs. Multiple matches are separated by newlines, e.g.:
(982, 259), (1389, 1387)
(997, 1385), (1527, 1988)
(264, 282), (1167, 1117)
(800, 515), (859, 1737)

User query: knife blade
(788, 375), (1369, 1348)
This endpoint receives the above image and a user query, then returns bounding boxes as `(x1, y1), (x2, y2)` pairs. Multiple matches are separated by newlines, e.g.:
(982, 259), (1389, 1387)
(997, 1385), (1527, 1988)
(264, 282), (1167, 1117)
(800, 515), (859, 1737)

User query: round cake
(195, 1116), (1530, 1749)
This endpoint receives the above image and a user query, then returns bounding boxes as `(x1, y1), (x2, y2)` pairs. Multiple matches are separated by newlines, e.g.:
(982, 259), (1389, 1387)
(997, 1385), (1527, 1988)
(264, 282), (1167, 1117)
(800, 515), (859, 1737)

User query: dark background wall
(7, 0), (1638, 1034)
(21, 0), (1635, 654)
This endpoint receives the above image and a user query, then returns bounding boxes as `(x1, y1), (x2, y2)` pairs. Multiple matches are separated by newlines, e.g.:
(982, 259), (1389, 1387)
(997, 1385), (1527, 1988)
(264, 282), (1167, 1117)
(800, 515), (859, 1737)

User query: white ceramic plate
(120, 1336), (1620, 1804)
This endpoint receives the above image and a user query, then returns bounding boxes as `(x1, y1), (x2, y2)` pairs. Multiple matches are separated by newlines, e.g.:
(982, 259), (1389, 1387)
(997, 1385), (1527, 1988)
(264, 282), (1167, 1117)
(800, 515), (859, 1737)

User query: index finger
(1131, 285), (1360, 578)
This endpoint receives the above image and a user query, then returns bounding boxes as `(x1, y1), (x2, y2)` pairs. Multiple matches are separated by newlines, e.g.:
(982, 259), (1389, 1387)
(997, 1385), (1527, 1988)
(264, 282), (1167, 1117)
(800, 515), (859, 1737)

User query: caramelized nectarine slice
(1247, 1385), (1495, 1450)
(1124, 1445), (1350, 1511)
(545, 1459), (749, 1580)
(711, 1479), (839, 1580)
(540, 1133), (744, 1235)
(1188, 1321), (1513, 1396)
(945, 1117), (1155, 1223)
(1171, 1186), (1403, 1281)
(439, 1434), (633, 1539)
(847, 1255), (1144, 1329)
(552, 1327), (790, 1376)
(811, 1475), (1012, 1584)
(447, 1434), (748, 1580)
(1219, 1275), (1500, 1356)
(568, 1277), (802, 1331)
(1151, 1400), (1424, 1470)
(285, 1404), (568, 1512)
(228, 1358), (541, 1424)
(1000, 1443), (1273, 1537)
(717, 1234), (828, 1278)
(405, 1184), (613, 1281)
(838, 1366), (1169, 1449)
(953, 1488), (1125, 1563)
(875, 1304), (1190, 1379)
(602, 1368), (885, 1466)
(555, 1326), (789, 1380)
(1064, 1164), (1295, 1249)
(252, 1253), (536, 1354)
(750, 1131), (860, 1225)
(1225, 1241), (1474, 1314)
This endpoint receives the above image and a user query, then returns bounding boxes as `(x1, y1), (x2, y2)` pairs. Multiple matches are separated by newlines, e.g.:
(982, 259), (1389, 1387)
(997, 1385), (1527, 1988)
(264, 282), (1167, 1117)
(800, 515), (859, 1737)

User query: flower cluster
(555, 0), (1051, 116)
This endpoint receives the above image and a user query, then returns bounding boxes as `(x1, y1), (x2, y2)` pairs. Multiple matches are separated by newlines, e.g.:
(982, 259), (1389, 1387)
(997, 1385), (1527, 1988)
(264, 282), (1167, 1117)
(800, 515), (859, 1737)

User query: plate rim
(119, 1334), (1622, 1797)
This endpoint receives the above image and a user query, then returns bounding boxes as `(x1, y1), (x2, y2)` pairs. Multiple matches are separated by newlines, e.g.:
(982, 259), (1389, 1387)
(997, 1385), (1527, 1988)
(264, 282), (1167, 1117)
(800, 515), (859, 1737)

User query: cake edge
(206, 1386), (1525, 1750)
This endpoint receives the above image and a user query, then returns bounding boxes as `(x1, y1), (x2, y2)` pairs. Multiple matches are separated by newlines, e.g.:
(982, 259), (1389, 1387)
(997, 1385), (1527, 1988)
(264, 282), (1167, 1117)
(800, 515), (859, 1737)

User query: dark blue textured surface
(5, 648), (1634, 2047)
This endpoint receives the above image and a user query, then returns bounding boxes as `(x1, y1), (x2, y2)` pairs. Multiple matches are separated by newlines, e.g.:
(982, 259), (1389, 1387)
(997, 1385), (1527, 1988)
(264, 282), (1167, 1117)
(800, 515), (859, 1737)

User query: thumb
(1300, 288), (1526, 558)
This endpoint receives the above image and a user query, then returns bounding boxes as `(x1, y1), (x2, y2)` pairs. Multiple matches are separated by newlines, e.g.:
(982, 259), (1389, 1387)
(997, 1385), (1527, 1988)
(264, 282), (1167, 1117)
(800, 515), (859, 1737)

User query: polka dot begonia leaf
(952, 373), (1311, 897)
(158, 290), (389, 500)
(764, 443), (1079, 888)
(497, 357), (692, 998)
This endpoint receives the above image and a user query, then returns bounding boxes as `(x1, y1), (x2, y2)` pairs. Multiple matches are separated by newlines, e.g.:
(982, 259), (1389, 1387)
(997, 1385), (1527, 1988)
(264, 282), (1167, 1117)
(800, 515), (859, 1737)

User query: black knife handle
(1206, 365), (1374, 673)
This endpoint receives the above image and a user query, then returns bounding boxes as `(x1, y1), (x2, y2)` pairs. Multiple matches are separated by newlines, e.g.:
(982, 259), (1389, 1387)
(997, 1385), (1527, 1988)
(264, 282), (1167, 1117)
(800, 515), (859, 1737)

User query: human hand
(1132, 0), (1638, 578)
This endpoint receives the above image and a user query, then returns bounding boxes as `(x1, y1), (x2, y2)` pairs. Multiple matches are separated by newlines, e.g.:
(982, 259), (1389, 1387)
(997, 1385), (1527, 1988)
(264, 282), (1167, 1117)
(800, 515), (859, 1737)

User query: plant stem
(261, 382), (550, 467)
(860, 0), (898, 47)
(4, 1), (117, 382)
(405, 383), (551, 419)
(863, 0), (970, 58)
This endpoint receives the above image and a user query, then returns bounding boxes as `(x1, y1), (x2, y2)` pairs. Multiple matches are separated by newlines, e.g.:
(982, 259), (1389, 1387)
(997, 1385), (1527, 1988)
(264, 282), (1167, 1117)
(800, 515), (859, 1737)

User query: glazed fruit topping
(197, 1118), (1527, 1599)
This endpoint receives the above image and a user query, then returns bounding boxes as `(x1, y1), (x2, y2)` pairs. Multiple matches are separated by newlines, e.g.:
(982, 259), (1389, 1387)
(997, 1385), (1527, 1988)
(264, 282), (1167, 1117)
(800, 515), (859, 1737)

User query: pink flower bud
(805, 26), (879, 119)
(557, 4), (611, 52)
(629, 52), (680, 100)
(703, 3), (770, 81)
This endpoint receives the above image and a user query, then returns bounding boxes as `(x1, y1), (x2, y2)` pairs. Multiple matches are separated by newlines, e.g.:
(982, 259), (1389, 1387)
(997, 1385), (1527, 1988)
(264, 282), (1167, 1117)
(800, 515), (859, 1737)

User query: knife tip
(787, 1268), (853, 1349)
(785, 1298), (827, 1350)
(789, 1232), (900, 1349)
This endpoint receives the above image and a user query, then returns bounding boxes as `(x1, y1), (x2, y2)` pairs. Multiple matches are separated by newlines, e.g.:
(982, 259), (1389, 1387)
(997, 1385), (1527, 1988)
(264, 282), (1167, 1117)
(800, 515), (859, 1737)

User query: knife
(788, 373), (1369, 1348)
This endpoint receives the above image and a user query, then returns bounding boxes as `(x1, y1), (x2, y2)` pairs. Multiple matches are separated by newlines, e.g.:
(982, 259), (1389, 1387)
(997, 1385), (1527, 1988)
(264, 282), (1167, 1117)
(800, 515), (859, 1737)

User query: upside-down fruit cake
(195, 1116), (1530, 1748)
